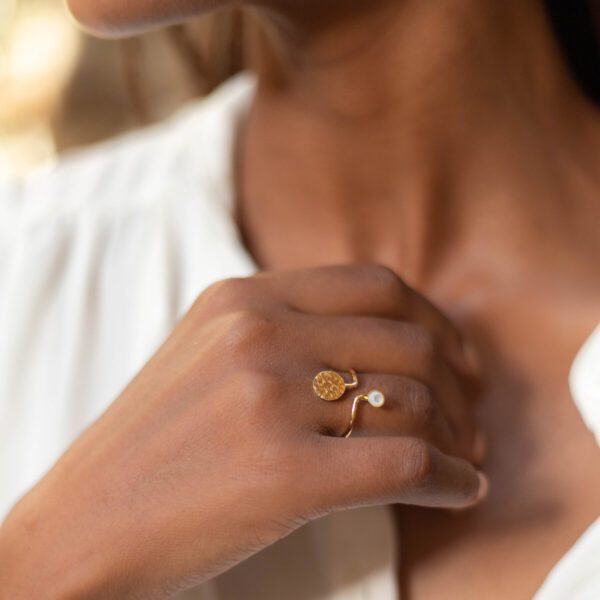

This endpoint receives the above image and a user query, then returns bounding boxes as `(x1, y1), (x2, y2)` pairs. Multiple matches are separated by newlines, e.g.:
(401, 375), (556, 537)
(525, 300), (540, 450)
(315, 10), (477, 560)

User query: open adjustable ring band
(342, 390), (386, 438)
(313, 368), (385, 438)
(313, 369), (359, 401)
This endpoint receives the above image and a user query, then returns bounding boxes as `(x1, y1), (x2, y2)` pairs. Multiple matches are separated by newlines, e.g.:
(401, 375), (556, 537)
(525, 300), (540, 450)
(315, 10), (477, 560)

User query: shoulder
(0, 73), (255, 234)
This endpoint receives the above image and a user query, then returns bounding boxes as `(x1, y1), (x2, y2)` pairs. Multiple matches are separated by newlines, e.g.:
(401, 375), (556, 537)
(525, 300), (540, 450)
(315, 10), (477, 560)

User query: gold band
(342, 390), (386, 438)
(313, 369), (385, 437)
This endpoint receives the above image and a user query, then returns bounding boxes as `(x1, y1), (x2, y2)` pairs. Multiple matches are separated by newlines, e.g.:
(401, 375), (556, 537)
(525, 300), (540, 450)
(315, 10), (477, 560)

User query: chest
(396, 301), (600, 599)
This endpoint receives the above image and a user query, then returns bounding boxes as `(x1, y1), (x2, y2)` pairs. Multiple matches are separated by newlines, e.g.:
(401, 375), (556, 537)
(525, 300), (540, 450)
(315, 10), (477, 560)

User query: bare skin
(237, 1), (600, 598)
(4, 0), (600, 598)
(0, 267), (486, 598)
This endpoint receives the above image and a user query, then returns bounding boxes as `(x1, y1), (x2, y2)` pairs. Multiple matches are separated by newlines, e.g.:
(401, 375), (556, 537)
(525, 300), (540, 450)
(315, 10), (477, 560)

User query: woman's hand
(0, 265), (488, 599)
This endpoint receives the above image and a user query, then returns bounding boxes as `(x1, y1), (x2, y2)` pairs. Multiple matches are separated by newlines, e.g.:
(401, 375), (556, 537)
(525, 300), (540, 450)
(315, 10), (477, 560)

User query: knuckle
(368, 265), (408, 300)
(410, 325), (440, 372)
(203, 277), (252, 309)
(400, 438), (436, 488)
(222, 309), (276, 355)
(246, 368), (284, 406)
(408, 383), (438, 430)
(236, 367), (286, 427)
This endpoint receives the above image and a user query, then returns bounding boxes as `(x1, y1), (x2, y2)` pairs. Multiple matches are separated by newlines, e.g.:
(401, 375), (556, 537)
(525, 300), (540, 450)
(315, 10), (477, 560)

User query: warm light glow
(0, 0), (17, 36)
(0, 1), (80, 179)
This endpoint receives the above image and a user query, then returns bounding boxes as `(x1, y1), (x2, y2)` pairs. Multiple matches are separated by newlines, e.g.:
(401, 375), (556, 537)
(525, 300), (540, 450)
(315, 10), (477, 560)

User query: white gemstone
(367, 390), (385, 408)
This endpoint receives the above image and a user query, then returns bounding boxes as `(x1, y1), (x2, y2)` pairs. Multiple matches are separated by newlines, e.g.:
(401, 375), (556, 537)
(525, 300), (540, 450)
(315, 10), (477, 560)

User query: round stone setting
(367, 390), (385, 408)
(313, 371), (346, 401)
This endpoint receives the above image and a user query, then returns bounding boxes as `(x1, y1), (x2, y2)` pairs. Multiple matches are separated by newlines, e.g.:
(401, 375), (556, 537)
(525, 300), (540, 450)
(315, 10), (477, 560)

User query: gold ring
(313, 369), (359, 401)
(342, 390), (386, 438)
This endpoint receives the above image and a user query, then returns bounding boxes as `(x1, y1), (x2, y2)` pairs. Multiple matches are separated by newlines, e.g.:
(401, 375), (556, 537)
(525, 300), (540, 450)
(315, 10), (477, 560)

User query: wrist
(0, 507), (72, 599)
(0, 496), (113, 600)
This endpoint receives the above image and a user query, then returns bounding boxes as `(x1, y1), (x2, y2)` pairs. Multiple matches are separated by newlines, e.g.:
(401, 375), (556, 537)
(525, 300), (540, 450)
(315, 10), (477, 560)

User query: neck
(239, 0), (600, 285)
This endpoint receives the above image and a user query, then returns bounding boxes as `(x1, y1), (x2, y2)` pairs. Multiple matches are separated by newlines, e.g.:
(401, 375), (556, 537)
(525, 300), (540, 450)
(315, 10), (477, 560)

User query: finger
(259, 265), (476, 376)
(298, 314), (481, 459)
(312, 374), (459, 457)
(429, 363), (480, 462)
(301, 313), (444, 379)
(313, 436), (489, 511)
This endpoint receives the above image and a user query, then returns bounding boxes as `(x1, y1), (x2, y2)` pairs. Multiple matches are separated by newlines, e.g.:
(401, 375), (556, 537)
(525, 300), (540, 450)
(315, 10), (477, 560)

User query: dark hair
(545, 0), (600, 103)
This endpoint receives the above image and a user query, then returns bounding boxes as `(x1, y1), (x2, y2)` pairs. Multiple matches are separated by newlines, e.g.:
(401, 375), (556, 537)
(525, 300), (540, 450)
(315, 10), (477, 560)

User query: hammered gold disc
(313, 370), (347, 401)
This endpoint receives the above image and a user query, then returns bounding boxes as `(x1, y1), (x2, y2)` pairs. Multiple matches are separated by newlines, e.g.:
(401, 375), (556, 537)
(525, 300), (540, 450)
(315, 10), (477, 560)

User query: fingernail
(448, 471), (490, 514)
(475, 471), (490, 503)
(472, 431), (487, 464)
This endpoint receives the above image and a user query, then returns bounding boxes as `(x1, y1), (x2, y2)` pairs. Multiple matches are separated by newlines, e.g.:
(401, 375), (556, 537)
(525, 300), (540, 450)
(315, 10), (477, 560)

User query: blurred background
(0, 0), (246, 180)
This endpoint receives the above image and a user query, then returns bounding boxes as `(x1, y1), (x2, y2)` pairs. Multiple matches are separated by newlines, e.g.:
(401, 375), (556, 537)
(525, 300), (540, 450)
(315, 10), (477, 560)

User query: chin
(66, 0), (238, 37)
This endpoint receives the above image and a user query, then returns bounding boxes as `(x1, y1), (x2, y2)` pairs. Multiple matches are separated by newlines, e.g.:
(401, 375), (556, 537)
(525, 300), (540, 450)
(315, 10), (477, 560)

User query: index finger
(258, 265), (476, 376)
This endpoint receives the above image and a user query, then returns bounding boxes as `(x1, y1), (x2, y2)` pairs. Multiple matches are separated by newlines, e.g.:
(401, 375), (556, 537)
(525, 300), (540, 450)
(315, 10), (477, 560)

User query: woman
(0, 0), (599, 598)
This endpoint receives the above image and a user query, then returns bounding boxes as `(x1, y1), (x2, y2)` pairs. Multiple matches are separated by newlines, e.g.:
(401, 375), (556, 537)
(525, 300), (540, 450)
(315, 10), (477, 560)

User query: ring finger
(311, 372), (459, 457)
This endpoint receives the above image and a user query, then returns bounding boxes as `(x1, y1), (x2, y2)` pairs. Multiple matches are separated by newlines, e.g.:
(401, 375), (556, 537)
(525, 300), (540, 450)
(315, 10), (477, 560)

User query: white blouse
(0, 74), (598, 599)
